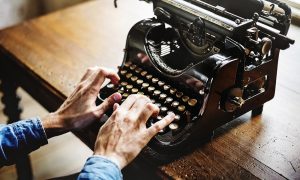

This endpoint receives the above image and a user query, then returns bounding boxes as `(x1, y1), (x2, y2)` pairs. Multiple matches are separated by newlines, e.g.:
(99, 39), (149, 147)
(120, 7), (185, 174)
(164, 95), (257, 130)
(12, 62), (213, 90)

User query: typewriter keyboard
(97, 61), (201, 138)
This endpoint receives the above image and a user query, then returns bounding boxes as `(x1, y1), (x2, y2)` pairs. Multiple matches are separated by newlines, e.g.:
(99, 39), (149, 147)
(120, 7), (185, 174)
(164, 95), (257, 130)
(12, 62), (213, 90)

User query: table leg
(0, 79), (33, 180)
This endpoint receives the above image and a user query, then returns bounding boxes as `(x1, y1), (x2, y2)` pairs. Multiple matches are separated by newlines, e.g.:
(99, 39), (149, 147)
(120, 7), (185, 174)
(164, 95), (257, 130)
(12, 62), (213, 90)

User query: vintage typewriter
(96, 0), (295, 157)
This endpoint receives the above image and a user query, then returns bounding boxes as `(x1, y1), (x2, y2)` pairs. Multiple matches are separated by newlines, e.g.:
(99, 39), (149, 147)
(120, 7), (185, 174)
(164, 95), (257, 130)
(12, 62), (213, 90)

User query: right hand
(93, 94), (175, 169)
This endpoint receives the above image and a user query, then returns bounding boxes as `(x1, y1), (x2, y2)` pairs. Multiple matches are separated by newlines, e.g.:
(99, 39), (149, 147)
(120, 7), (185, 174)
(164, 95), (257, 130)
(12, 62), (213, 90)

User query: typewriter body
(97, 0), (294, 156)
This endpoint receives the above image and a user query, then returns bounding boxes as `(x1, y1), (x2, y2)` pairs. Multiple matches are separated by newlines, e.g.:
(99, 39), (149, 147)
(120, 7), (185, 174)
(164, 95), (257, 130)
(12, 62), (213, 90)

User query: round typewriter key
(155, 103), (161, 108)
(188, 99), (198, 107)
(151, 99), (156, 104)
(174, 115), (180, 122)
(165, 97), (173, 104)
(158, 81), (165, 87)
(126, 84), (133, 90)
(156, 116), (163, 121)
(130, 76), (138, 82)
(182, 96), (189, 102)
(199, 89), (205, 95)
(126, 73), (133, 79)
(146, 74), (153, 80)
(176, 91), (183, 98)
(135, 67), (142, 73)
(136, 79), (144, 85)
(137, 92), (144, 95)
(130, 64), (137, 70)
(141, 71), (147, 76)
(106, 84), (115, 89)
(152, 78), (159, 84)
(120, 81), (128, 86)
(142, 83), (149, 89)
(118, 89), (124, 94)
(169, 123), (179, 131)
(148, 86), (155, 93)
(178, 105), (186, 112)
(153, 116), (162, 123)
(131, 88), (138, 94)
(153, 90), (161, 97)
(122, 93), (129, 98)
(160, 107), (168, 114)
(159, 129), (166, 134)
(120, 70), (127, 75)
(170, 88), (177, 95)
(163, 85), (170, 91)
(124, 62), (132, 67)
(171, 101), (179, 108)
(159, 93), (167, 100)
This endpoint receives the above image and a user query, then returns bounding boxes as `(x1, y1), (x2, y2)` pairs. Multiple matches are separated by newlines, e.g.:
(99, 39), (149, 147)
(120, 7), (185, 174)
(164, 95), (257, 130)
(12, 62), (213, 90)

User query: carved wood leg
(0, 79), (33, 180)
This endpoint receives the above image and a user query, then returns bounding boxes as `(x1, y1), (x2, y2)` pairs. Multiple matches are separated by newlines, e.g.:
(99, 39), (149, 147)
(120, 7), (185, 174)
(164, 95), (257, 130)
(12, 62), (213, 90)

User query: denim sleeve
(0, 117), (48, 167)
(78, 155), (123, 180)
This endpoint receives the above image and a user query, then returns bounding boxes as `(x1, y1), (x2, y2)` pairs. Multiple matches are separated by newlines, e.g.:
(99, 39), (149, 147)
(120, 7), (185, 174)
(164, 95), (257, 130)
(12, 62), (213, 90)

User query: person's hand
(41, 67), (122, 138)
(93, 94), (175, 169)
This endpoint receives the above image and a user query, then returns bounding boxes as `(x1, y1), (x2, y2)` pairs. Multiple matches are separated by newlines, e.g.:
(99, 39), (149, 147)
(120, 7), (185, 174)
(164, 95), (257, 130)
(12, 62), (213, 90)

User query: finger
(147, 113), (175, 137)
(130, 101), (159, 124)
(97, 67), (120, 85)
(113, 103), (119, 111)
(141, 56), (150, 63)
(79, 66), (101, 84)
(89, 68), (120, 93)
(195, 81), (204, 89)
(118, 94), (139, 111)
(95, 93), (122, 117)
(185, 78), (197, 85)
(137, 53), (144, 59)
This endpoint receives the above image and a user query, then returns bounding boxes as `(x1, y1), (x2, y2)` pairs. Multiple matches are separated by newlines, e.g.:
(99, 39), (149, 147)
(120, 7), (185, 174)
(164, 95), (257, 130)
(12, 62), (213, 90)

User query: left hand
(41, 67), (122, 138)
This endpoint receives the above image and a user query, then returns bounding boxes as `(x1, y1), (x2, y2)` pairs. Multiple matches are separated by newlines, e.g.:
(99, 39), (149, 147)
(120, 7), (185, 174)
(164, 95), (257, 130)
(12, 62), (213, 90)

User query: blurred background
(0, 0), (91, 29)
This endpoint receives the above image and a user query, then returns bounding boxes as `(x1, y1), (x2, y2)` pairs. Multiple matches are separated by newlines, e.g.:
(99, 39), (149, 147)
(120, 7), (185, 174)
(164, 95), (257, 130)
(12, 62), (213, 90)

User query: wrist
(93, 152), (125, 169)
(41, 113), (68, 138)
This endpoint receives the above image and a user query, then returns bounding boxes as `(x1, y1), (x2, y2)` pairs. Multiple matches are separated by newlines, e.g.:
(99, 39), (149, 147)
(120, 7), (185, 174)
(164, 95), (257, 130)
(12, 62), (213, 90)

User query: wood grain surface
(0, 1), (299, 179)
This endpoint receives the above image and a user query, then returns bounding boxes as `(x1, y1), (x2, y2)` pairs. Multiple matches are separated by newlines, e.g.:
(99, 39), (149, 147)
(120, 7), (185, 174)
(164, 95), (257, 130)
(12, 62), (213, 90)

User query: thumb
(95, 93), (122, 117)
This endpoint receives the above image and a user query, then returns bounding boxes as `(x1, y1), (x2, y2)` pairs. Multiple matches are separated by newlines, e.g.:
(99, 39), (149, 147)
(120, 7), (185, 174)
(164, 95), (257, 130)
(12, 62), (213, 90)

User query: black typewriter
(96, 0), (295, 157)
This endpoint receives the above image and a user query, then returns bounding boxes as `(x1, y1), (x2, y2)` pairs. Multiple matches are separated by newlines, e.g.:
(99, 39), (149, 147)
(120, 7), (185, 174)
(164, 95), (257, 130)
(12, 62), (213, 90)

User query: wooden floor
(0, 88), (93, 179)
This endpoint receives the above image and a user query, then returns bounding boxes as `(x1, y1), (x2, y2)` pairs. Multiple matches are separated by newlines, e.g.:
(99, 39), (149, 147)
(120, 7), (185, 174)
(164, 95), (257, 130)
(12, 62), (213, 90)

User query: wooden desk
(0, 1), (299, 179)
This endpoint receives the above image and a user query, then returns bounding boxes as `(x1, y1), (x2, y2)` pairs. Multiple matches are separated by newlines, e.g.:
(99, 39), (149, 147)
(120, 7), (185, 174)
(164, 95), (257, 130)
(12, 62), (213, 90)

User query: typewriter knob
(187, 18), (206, 47)
(222, 88), (245, 112)
(261, 37), (272, 55)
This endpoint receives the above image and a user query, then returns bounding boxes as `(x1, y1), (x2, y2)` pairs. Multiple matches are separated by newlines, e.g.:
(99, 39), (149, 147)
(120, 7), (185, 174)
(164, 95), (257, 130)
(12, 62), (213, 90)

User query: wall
(0, 0), (41, 29)
(0, 0), (93, 29)
(41, 0), (90, 13)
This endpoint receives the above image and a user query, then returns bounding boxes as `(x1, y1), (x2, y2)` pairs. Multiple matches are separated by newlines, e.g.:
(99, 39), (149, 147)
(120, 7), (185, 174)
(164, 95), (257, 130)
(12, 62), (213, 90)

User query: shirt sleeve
(0, 117), (48, 167)
(78, 155), (123, 180)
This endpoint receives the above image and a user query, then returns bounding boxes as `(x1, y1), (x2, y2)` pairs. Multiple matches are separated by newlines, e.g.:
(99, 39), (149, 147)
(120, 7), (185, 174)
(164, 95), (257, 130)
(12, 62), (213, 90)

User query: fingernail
(113, 93), (122, 101)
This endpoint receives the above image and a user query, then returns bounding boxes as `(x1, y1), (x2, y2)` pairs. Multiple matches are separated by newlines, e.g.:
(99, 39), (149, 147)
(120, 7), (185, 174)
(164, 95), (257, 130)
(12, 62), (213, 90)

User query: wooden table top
(0, 1), (299, 179)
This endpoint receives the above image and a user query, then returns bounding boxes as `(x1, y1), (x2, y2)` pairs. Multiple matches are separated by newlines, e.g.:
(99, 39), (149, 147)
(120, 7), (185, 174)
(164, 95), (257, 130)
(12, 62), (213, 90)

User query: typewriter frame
(97, 0), (294, 156)
(116, 18), (280, 154)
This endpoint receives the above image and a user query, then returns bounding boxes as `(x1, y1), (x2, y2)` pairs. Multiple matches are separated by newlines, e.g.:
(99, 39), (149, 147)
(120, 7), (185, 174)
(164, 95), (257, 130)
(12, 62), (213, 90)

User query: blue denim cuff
(11, 117), (48, 153)
(0, 117), (49, 166)
(78, 155), (123, 180)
